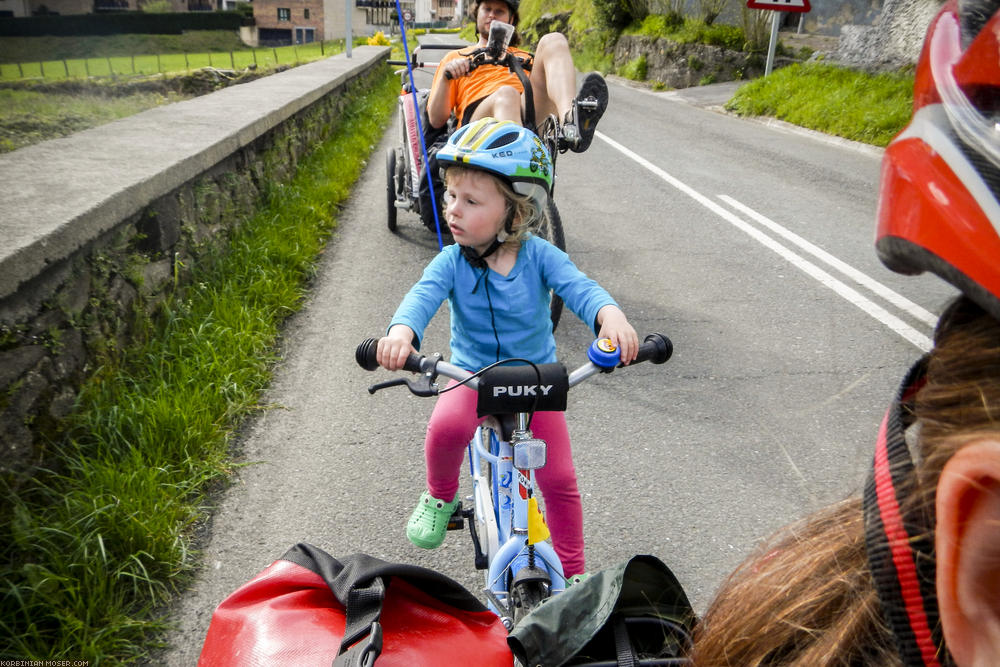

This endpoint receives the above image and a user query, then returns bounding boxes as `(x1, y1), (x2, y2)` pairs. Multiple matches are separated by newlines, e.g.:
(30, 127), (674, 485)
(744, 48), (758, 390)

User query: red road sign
(746, 0), (811, 12)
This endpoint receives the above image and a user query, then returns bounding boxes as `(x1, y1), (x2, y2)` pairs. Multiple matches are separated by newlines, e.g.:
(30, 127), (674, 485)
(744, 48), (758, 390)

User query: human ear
(935, 438), (1000, 666)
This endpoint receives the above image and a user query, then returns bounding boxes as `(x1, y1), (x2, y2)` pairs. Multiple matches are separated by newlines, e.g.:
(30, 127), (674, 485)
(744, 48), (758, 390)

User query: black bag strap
(277, 544), (491, 667)
(613, 614), (637, 667)
(335, 576), (386, 667)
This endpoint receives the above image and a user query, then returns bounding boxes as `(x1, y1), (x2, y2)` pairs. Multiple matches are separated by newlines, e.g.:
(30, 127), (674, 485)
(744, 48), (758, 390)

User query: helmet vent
(487, 131), (520, 149)
(956, 123), (1000, 198)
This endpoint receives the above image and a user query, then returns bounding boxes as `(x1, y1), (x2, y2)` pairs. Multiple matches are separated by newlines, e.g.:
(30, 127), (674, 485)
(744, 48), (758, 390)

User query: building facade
(252, 0), (323, 44)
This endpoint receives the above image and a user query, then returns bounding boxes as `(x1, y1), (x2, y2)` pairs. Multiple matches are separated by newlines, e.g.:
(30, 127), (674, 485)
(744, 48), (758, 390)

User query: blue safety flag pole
(393, 1), (445, 250)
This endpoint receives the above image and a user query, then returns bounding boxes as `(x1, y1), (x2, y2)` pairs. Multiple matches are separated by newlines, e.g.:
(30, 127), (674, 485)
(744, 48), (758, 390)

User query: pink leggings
(423, 383), (585, 577)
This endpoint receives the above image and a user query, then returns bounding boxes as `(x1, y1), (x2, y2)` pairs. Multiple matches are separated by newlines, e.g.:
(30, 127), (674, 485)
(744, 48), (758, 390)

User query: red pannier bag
(198, 543), (513, 667)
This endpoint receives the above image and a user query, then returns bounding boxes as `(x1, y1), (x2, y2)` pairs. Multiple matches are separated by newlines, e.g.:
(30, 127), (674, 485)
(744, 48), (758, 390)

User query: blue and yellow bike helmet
(436, 118), (553, 215)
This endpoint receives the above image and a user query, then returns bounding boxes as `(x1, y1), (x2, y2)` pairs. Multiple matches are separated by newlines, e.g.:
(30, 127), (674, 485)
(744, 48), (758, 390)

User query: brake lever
(367, 373), (439, 397)
(404, 372), (439, 397)
(368, 378), (408, 394)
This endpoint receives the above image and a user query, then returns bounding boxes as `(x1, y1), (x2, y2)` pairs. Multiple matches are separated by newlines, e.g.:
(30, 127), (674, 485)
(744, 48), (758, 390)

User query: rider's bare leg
(469, 84), (522, 124)
(530, 32), (608, 153)
(526, 32), (577, 121)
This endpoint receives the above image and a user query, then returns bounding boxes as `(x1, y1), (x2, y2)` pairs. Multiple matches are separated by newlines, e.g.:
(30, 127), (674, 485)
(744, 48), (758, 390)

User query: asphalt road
(157, 71), (956, 665)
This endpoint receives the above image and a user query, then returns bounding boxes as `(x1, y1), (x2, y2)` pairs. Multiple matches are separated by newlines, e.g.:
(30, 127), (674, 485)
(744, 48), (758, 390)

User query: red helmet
(876, 0), (1000, 321)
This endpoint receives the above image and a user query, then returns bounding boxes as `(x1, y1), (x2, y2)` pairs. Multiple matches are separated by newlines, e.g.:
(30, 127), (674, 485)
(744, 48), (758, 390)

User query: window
(303, 8), (310, 18)
(277, 7), (290, 21)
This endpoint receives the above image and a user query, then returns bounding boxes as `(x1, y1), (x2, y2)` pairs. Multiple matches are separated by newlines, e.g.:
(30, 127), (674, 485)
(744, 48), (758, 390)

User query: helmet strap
(460, 238), (503, 271)
(863, 355), (953, 666)
(498, 205), (516, 242)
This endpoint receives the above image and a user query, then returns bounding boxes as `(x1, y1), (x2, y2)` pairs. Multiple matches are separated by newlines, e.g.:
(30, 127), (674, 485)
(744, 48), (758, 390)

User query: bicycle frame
(467, 412), (566, 620)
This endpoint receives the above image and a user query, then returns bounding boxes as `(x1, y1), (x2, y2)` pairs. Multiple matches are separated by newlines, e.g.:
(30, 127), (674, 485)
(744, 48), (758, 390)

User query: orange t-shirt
(432, 46), (534, 125)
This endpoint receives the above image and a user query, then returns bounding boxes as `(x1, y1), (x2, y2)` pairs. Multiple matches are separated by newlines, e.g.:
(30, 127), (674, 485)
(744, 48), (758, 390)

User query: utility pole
(346, 0), (352, 57)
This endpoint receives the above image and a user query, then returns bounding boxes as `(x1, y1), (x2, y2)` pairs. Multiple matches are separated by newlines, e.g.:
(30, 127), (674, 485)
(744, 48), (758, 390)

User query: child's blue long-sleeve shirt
(390, 236), (618, 371)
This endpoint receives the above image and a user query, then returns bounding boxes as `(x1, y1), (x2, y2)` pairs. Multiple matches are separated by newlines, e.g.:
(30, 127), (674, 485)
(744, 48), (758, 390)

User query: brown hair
(689, 297), (1000, 665)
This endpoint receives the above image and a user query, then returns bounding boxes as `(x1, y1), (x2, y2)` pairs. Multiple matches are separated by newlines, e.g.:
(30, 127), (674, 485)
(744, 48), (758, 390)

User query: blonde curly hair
(443, 165), (545, 251)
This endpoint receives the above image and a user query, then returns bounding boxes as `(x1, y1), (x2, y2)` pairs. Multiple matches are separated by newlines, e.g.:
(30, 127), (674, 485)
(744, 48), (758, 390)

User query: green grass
(0, 64), (399, 665)
(0, 87), (192, 153)
(0, 39), (345, 81)
(621, 54), (648, 81)
(629, 15), (745, 51)
(0, 31), (248, 62)
(725, 62), (914, 147)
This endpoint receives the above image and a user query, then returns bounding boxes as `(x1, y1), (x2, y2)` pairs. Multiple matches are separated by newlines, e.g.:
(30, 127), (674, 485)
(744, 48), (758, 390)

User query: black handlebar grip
(635, 333), (673, 365)
(356, 338), (380, 371)
(356, 337), (426, 373)
(444, 57), (479, 80)
(402, 353), (423, 373)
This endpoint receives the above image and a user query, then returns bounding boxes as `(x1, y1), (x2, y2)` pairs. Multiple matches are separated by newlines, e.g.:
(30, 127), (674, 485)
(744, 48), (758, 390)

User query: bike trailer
(507, 555), (695, 667)
(198, 543), (512, 667)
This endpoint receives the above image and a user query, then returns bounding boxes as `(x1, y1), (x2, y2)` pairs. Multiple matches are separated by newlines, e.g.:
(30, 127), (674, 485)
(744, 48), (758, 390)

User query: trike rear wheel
(386, 148), (399, 232)
(539, 199), (566, 330)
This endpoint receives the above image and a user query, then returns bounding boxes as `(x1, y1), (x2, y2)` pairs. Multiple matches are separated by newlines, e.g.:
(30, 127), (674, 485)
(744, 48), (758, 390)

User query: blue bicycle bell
(588, 338), (620, 369)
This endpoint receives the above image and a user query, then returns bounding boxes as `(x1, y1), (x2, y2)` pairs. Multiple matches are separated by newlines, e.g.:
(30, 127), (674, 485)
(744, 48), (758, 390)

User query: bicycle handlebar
(443, 49), (521, 80)
(355, 333), (672, 397)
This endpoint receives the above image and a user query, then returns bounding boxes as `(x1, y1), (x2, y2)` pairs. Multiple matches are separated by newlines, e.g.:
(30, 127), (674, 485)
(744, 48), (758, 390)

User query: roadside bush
(593, 0), (639, 30)
(698, 0), (730, 25)
(621, 53), (647, 80)
(741, 6), (771, 52)
(631, 15), (744, 51)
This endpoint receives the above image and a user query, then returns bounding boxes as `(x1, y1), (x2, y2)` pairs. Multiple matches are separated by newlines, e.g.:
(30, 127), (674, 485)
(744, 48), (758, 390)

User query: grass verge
(0, 31), (248, 62)
(0, 39), (345, 81)
(0, 64), (399, 665)
(0, 87), (193, 153)
(725, 62), (914, 147)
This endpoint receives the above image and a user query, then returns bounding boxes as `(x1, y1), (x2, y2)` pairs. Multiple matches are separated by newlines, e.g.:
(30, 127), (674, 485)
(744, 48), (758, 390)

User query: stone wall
(0, 46), (389, 476)
(836, 0), (941, 69)
(675, 0), (898, 37)
(610, 0), (940, 83)
(614, 34), (788, 87)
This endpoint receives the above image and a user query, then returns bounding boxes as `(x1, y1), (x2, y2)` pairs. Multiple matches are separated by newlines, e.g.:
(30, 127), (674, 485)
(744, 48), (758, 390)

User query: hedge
(0, 11), (246, 37)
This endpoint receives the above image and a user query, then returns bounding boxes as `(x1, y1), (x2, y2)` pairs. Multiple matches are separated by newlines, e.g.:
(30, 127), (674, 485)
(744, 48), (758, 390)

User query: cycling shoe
(562, 72), (608, 153)
(406, 491), (459, 549)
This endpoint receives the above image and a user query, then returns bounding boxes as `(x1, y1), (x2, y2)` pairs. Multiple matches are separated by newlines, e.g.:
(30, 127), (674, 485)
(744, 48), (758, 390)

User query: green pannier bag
(507, 554), (695, 667)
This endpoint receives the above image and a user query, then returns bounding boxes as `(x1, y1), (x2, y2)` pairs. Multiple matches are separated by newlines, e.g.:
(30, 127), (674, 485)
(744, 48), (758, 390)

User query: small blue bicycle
(356, 333), (673, 627)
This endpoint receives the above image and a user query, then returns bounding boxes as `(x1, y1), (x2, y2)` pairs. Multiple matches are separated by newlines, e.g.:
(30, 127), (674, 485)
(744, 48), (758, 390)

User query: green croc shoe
(406, 491), (459, 549)
(566, 572), (590, 586)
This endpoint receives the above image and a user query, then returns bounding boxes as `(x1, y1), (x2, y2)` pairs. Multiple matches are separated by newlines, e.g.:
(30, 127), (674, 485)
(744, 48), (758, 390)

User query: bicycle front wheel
(511, 580), (547, 625)
(475, 418), (503, 570)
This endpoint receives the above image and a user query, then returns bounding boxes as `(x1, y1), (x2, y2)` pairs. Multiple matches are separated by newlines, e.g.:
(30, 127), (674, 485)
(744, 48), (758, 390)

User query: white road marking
(596, 131), (932, 351)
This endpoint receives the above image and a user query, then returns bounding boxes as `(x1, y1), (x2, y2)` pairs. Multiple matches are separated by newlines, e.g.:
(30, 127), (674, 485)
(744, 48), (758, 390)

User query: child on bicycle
(376, 117), (638, 580)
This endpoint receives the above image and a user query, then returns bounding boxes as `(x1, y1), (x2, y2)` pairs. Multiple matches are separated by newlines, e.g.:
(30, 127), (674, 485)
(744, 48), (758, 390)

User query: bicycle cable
(393, 0), (446, 251)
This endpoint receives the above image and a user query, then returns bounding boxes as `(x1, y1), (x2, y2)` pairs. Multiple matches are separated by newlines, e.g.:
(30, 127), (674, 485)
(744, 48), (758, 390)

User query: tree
(699, 0), (730, 25)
